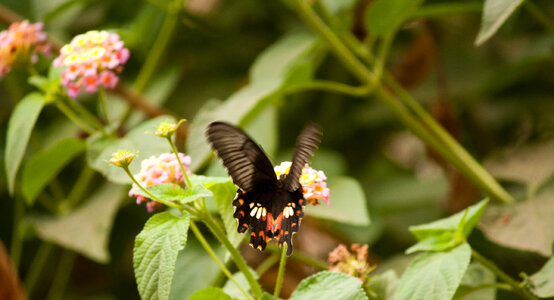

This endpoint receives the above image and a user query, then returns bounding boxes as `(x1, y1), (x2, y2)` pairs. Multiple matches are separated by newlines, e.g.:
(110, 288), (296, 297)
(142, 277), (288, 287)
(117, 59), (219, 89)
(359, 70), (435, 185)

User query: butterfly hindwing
(283, 124), (322, 192)
(206, 122), (278, 192)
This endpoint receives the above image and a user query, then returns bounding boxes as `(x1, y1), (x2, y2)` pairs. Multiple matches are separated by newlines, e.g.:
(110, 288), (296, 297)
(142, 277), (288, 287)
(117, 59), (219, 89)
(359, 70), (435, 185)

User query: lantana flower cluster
(53, 30), (129, 98)
(0, 21), (50, 77)
(128, 153), (192, 212)
(274, 161), (330, 206)
(328, 243), (373, 282)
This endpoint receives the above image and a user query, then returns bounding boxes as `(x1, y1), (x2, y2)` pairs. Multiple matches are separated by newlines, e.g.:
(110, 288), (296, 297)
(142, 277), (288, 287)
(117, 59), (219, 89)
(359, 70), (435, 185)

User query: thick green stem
(167, 137), (193, 188)
(273, 243), (287, 297)
(471, 250), (537, 300)
(10, 196), (24, 268)
(293, 0), (514, 203)
(201, 213), (264, 298)
(65, 97), (107, 135)
(284, 80), (374, 97)
(24, 242), (53, 296)
(55, 101), (95, 135)
(190, 222), (254, 300)
(98, 87), (111, 130)
(267, 244), (328, 270)
(46, 250), (76, 300)
(65, 165), (95, 210)
(123, 167), (181, 209)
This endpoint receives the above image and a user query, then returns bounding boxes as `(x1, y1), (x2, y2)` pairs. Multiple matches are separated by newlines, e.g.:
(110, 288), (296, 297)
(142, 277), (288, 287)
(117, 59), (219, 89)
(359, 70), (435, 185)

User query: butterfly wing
(206, 122), (278, 192)
(282, 123), (322, 192)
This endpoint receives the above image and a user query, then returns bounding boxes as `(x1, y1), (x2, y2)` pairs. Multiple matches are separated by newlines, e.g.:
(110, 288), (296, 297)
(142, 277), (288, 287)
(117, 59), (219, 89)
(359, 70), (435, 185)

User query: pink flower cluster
(328, 244), (373, 282)
(274, 162), (330, 206)
(129, 153), (192, 212)
(0, 21), (50, 77)
(53, 30), (129, 98)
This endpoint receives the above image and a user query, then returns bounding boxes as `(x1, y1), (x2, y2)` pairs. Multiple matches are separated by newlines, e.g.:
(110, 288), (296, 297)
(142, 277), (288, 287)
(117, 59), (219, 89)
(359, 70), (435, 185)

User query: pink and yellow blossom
(328, 243), (373, 282)
(53, 30), (129, 98)
(0, 21), (50, 77)
(274, 161), (330, 206)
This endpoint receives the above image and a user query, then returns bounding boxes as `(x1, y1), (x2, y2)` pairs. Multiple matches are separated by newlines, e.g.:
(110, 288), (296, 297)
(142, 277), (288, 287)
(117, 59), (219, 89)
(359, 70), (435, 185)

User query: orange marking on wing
(296, 210), (301, 216)
(243, 224), (248, 228)
(238, 199), (244, 205)
(266, 213), (274, 232)
(291, 222), (297, 227)
(262, 215), (266, 221)
(298, 199), (304, 205)
(240, 211), (245, 217)
(251, 232), (256, 237)
(285, 230), (289, 235)
(249, 243), (254, 248)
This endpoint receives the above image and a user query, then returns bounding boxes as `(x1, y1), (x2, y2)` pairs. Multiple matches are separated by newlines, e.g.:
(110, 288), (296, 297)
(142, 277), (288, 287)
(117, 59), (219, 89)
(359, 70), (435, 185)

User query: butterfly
(206, 122), (322, 256)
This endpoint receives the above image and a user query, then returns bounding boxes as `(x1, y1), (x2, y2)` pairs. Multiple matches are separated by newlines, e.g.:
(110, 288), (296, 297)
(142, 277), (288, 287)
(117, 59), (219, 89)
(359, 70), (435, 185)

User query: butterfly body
(206, 122), (321, 256)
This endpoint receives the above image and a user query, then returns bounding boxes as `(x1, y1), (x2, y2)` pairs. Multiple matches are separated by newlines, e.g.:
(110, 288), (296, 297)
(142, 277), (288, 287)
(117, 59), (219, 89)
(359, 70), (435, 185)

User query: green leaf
(529, 255), (554, 297)
(307, 176), (370, 226)
(366, 270), (398, 300)
(454, 262), (496, 300)
(5, 92), (46, 195)
(134, 212), (190, 300)
(479, 187), (554, 257)
(407, 200), (488, 254)
(223, 270), (259, 300)
(188, 287), (233, 300)
(187, 31), (317, 171)
(21, 138), (86, 205)
(366, 0), (422, 37)
(31, 183), (125, 263)
(181, 184), (214, 204)
(395, 243), (471, 300)
(87, 116), (173, 184)
(133, 183), (186, 202)
(290, 271), (368, 300)
(475, 0), (525, 46)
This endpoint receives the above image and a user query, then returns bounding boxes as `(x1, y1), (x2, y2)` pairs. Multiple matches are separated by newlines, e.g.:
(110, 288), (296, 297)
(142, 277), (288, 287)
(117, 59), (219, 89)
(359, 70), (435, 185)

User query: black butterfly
(206, 122), (322, 256)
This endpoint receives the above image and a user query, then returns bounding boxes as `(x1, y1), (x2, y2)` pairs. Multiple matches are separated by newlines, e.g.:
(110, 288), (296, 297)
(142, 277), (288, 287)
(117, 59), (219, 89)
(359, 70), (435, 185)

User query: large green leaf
(366, 0), (422, 37)
(454, 262), (496, 300)
(407, 200), (488, 253)
(21, 138), (86, 205)
(475, 0), (525, 46)
(290, 271), (368, 300)
(134, 212), (190, 300)
(222, 270), (259, 300)
(529, 255), (554, 298)
(479, 186), (554, 257)
(366, 270), (398, 300)
(87, 116), (173, 184)
(188, 287), (233, 300)
(31, 183), (125, 263)
(187, 31), (317, 171)
(307, 176), (370, 226)
(395, 243), (471, 300)
(5, 92), (46, 195)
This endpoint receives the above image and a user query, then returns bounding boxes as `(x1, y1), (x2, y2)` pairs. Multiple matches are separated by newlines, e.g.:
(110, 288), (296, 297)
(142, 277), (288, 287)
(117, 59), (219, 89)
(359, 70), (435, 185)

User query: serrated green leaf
(396, 243), (471, 300)
(21, 138), (86, 205)
(307, 176), (370, 226)
(290, 271), (368, 300)
(454, 262), (496, 300)
(134, 212), (190, 300)
(366, 0), (422, 37)
(133, 183), (186, 202)
(87, 116), (173, 184)
(407, 200), (488, 253)
(475, 0), (525, 46)
(31, 183), (125, 263)
(529, 255), (554, 297)
(5, 92), (46, 195)
(204, 178), (243, 247)
(181, 184), (213, 204)
(187, 31), (316, 171)
(222, 270), (259, 300)
(188, 287), (233, 300)
(366, 270), (398, 300)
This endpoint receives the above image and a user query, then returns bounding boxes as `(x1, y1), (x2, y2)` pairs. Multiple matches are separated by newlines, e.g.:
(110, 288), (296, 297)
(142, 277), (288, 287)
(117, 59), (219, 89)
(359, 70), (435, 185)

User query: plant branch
(284, 80), (374, 97)
(24, 242), (53, 297)
(167, 136), (192, 188)
(273, 243), (287, 297)
(471, 250), (537, 300)
(122, 167), (181, 209)
(54, 101), (96, 135)
(46, 250), (76, 300)
(190, 222), (254, 300)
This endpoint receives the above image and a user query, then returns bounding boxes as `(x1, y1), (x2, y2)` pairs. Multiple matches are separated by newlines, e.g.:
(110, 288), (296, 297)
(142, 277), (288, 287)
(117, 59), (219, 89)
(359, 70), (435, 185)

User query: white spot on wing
(250, 207), (257, 217)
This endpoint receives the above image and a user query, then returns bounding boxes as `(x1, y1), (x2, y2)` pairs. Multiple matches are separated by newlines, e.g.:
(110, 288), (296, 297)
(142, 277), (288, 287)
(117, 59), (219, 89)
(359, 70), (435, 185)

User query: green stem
(122, 167), (181, 209)
(65, 97), (107, 135)
(201, 213), (264, 298)
(256, 254), (280, 277)
(65, 165), (95, 210)
(190, 222), (254, 300)
(24, 242), (53, 297)
(55, 101), (95, 135)
(471, 250), (537, 300)
(410, 2), (482, 19)
(284, 80), (374, 97)
(98, 87), (111, 130)
(524, 0), (554, 36)
(293, 0), (514, 204)
(273, 243), (287, 297)
(453, 282), (513, 300)
(167, 137), (193, 188)
(10, 196), (24, 268)
(46, 250), (76, 300)
(267, 244), (328, 270)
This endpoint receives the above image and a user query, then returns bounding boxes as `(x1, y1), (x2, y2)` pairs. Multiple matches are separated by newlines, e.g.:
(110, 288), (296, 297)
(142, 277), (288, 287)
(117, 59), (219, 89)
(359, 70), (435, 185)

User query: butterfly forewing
(283, 124), (322, 192)
(206, 122), (278, 192)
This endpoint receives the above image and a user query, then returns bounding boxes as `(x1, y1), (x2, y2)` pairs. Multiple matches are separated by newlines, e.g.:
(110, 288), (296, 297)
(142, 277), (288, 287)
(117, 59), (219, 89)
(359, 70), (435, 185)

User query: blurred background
(1, 0), (553, 299)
